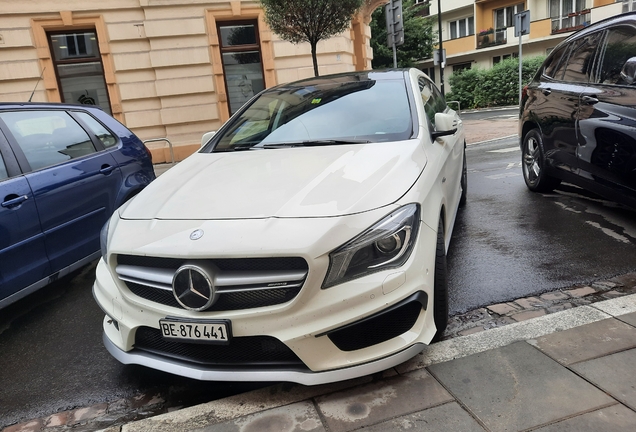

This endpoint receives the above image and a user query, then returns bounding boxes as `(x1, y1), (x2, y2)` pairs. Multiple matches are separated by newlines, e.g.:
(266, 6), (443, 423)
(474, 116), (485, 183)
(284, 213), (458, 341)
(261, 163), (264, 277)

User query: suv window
(418, 76), (447, 128)
(75, 111), (118, 148)
(597, 25), (636, 85)
(544, 44), (570, 79)
(562, 33), (602, 83)
(0, 110), (97, 172)
(0, 153), (7, 181)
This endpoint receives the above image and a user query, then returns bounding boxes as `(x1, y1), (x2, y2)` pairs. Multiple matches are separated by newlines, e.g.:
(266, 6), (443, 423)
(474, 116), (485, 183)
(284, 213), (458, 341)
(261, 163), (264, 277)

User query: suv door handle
(99, 164), (115, 175)
(2, 194), (28, 208)
(542, 88), (552, 96)
(581, 95), (599, 105)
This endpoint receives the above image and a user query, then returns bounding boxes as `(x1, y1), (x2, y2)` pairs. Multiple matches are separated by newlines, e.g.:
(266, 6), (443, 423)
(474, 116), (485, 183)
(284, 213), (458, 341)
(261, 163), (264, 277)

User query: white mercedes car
(94, 68), (466, 385)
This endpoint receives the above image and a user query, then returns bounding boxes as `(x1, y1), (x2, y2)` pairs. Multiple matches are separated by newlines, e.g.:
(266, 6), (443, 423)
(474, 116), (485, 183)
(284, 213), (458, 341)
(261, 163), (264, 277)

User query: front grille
(115, 255), (308, 312)
(134, 326), (307, 369)
(327, 301), (423, 352)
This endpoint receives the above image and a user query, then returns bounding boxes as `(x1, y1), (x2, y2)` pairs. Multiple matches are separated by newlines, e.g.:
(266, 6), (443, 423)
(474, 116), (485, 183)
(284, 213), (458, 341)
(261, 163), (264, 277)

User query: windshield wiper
(262, 139), (370, 149)
(214, 143), (262, 152)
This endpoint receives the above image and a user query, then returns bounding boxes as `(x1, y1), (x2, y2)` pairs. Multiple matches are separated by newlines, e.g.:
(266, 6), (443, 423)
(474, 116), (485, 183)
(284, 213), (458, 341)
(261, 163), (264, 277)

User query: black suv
(520, 12), (636, 209)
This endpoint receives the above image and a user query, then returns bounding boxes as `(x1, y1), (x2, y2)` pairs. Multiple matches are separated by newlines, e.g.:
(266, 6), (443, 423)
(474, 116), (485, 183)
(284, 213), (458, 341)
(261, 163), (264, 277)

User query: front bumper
(93, 212), (439, 385)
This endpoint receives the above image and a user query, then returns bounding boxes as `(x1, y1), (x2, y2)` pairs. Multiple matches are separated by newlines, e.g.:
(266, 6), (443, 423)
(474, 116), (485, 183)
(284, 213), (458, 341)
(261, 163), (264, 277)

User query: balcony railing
(551, 9), (591, 34)
(476, 28), (507, 49)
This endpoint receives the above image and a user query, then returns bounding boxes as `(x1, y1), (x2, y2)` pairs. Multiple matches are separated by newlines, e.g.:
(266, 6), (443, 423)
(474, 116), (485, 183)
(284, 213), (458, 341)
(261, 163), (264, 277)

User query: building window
(493, 54), (517, 65)
(422, 66), (436, 83)
(48, 31), (111, 114)
(494, 3), (525, 30)
(550, 0), (589, 33)
(449, 17), (474, 39)
(622, 0), (636, 13)
(453, 62), (472, 74)
(217, 20), (266, 115)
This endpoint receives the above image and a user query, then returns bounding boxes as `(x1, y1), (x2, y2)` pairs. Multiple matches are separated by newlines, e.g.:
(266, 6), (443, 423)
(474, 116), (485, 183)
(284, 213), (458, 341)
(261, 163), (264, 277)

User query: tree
(370, 0), (435, 68)
(259, 0), (364, 76)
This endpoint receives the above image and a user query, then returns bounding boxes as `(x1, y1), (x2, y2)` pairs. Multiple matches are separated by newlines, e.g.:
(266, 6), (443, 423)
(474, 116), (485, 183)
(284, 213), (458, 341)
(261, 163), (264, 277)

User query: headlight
(323, 203), (420, 289)
(100, 217), (111, 264)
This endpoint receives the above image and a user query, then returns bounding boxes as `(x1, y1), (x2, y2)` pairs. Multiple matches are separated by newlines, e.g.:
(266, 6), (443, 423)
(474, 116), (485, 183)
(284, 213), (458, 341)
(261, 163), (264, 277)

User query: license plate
(159, 318), (231, 344)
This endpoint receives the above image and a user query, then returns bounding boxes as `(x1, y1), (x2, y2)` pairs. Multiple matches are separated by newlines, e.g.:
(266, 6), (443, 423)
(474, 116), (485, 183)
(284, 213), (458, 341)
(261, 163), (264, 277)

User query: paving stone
(359, 402), (485, 432)
(572, 348), (636, 411)
(459, 326), (485, 336)
(528, 318), (636, 365)
(533, 404), (636, 432)
(428, 341), (614, 432)
(486, 302), (520, 315)
(511, 309), (546, 322)
(592, 281), (618, 291)
(315, 368), (453, 432)
(45, 411), (69, 427)
(602, 290), (623, 299)
(514, 296), (544, 309)
(2, 419), (44, 432)
(547, 302), (574, 313)
(540, 291), (569, 301)
(617, 311), (636, 327)
(565, 286), (596, 298)
(197, 401), (325, 432)
(70, 403), (108, 425)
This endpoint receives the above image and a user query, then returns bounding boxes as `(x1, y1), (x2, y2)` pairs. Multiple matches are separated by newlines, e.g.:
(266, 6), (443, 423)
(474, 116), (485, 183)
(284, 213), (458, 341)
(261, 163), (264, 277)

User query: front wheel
(522, 129), (561, 192)
(432, 218), (448, 342)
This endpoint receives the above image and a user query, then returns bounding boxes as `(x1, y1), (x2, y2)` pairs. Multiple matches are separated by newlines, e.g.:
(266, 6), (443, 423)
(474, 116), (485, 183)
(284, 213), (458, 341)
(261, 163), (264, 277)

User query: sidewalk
(97, 293), (636, 432)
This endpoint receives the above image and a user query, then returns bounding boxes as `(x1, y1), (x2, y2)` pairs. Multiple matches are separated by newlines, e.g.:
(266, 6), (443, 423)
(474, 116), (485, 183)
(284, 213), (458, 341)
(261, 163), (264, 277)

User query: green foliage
(259, 0), (364, 76)
(370, 0), (435, 68)
(446, 55), (545, 109)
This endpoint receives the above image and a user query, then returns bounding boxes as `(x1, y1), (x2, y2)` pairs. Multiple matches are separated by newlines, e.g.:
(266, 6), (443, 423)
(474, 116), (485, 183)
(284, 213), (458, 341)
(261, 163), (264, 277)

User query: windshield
(207, 75), (413, 152)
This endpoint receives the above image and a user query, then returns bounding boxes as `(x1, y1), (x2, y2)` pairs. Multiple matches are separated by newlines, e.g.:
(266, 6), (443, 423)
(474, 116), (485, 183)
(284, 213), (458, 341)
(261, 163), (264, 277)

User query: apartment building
(420, 0), (626, 93)
(0, 0), (385, 162)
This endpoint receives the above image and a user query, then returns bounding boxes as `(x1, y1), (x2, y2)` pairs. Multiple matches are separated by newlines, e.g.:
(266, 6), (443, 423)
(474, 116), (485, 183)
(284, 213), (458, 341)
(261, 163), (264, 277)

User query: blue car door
(0, 109), (123, 274)
(0, 130), (51, 305)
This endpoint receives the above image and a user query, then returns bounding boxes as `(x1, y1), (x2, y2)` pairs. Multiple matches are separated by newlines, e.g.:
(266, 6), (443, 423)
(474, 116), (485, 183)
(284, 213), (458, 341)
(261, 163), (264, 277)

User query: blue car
(0, 103), (155, 308)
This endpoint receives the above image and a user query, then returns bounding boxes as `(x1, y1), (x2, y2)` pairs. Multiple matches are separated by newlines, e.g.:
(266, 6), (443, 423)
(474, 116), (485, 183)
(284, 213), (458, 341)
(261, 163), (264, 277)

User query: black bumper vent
(326, 292), (427, 352)
(134, 326), (307, 369)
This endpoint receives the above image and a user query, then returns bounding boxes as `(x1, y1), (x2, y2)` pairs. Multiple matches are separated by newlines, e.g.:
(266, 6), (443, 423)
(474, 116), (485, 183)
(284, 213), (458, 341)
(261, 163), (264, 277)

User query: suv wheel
(522, 129), (561, 192)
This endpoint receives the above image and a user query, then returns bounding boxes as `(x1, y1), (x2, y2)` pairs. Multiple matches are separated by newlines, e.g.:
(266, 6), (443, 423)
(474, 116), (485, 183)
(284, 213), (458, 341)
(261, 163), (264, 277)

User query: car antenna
(28, 66), (46, 102)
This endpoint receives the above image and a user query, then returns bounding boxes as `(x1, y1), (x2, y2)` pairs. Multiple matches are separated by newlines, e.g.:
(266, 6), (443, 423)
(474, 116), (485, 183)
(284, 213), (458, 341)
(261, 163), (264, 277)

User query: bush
(445, 55), (545, 109)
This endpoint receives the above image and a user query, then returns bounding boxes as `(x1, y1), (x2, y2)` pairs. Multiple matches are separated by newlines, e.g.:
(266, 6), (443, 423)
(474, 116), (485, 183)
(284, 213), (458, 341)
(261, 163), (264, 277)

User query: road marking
(488, 147), (519, 153)
(486, 172), (521, 180)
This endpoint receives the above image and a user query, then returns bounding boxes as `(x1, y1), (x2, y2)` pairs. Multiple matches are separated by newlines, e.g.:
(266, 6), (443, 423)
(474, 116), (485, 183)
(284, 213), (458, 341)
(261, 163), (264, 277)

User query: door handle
(2, 195), (28, 208)
(581, 95), (599, 105)
(542, 88), (552, 96)
(99, 164), (115, 175)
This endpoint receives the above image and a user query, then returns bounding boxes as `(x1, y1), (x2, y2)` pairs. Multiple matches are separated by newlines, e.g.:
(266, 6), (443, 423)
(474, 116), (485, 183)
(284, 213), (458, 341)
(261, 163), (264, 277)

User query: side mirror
(431, 112), (458, 141)
(201, 131), (216, 147)
(620, 57), (636, 85)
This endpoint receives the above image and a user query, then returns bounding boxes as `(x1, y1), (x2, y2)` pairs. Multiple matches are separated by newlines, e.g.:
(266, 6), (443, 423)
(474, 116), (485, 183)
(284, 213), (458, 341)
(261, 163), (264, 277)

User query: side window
(75, 112), (118, 148)
(598, 26), (636, 85)
(0, 110), (97, 172)
(418, 76), (447, 128)
(0, 153), (7, 181)
(562, 33), (602, 83)
(544, 43), (570, 80)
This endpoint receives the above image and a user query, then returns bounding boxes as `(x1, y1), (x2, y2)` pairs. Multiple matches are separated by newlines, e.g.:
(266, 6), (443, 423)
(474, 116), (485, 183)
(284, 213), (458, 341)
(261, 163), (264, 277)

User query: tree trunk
(311, 41), (319, 76)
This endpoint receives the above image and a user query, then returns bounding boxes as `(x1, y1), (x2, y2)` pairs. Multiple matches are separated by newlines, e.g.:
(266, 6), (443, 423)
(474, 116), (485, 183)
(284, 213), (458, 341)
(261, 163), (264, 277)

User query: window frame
(449, 16), (475, 40)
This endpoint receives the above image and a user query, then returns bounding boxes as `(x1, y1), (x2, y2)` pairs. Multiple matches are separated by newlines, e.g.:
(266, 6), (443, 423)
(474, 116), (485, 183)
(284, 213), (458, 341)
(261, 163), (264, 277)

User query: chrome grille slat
(114, 256), (308, 311)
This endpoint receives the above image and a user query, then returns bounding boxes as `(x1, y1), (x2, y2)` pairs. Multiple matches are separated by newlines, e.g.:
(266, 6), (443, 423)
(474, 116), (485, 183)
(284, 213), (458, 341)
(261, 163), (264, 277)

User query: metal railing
(143, 138), (175, 166)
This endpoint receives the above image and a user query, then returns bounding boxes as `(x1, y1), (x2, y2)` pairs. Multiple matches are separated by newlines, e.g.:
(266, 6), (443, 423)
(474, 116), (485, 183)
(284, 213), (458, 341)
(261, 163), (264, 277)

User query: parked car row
(0, 103), (155, 308)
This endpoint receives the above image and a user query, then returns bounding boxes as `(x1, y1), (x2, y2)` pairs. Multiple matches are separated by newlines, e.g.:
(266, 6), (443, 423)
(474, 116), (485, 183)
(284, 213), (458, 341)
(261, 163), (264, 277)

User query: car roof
(267, 69), (411, 92)
(561, 11), (636, 44)
(0, 102), (104, 111)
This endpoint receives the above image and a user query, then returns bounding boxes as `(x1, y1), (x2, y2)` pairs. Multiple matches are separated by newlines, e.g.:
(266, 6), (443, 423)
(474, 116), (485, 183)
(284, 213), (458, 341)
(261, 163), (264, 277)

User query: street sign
(433, 49), (446, 66)
(515, 10), (530, 37)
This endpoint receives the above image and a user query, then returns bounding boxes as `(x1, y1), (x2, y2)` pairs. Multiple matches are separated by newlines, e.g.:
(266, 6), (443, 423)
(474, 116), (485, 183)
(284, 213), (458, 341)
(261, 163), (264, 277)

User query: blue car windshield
(208, 77), (413, 152)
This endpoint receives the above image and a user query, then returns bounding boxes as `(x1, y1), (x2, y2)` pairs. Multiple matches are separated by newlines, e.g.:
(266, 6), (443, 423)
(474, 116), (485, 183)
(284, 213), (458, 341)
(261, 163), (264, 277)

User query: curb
(107, 292), (636, 432)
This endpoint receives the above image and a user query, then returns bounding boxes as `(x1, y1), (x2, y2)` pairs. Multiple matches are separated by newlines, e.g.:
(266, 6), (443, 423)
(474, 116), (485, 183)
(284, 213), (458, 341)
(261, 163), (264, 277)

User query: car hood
(121, 141), (426, 220)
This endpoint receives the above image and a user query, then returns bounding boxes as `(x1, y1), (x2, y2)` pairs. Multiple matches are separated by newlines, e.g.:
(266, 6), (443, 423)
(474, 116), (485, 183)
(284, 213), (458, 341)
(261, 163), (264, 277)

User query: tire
(459, 145), (467, 207)
(432, 217), (449, 342)
(522, 129), (561, 192)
